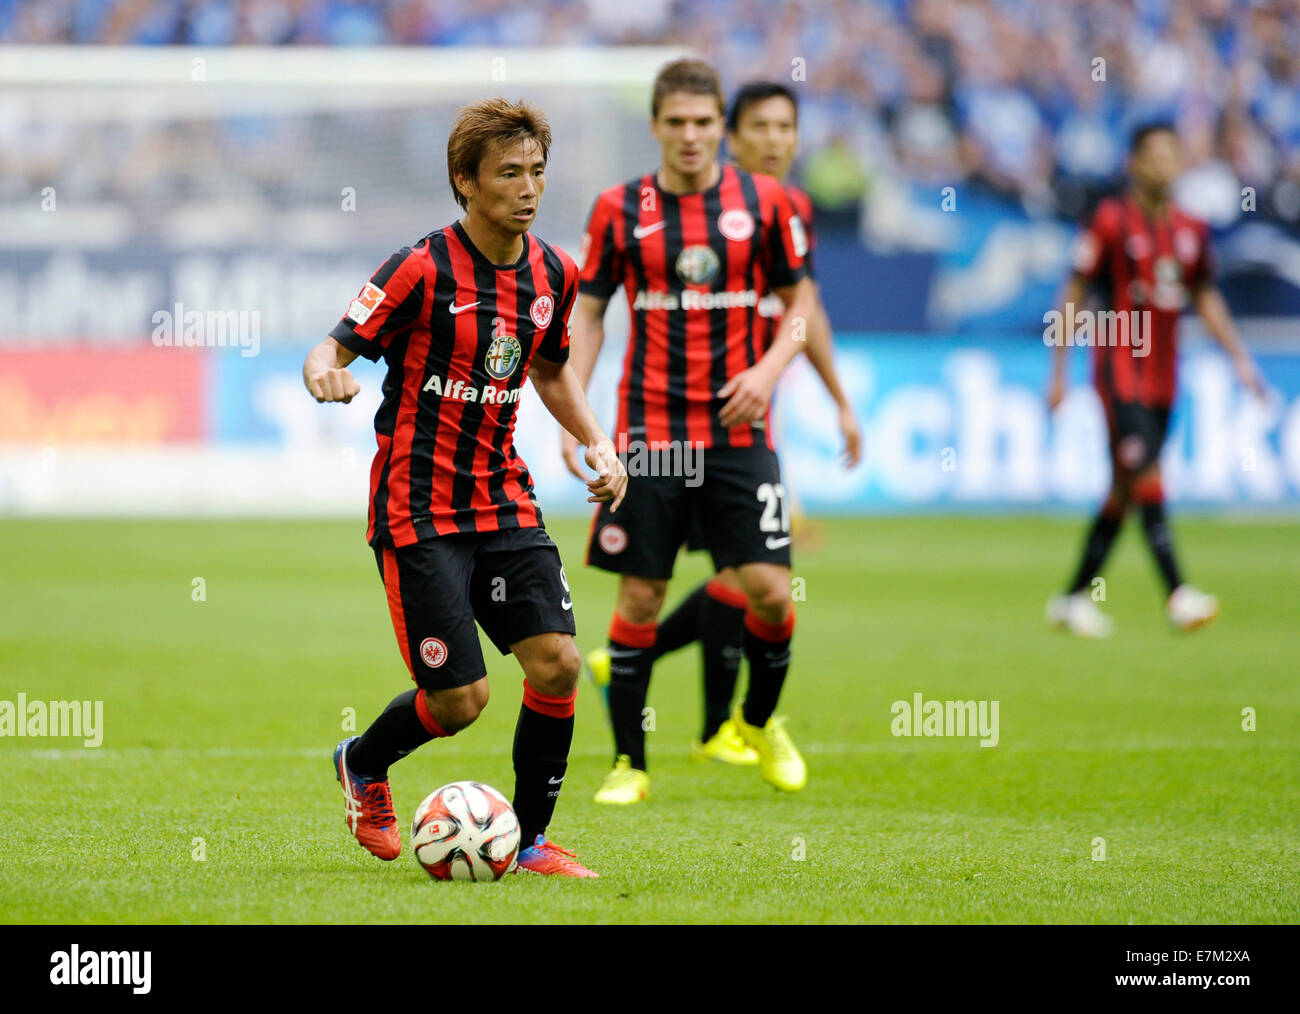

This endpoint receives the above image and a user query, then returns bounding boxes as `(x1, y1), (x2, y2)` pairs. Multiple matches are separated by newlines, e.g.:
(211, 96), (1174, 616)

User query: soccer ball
(411, 781), (520, 882)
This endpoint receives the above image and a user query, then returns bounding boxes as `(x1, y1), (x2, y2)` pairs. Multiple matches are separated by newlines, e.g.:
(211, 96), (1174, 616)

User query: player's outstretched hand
(584, 438), (628, 513)
(561, 429), (587, 480)
(308, 367), (360, 404)
(838, 404), (863, 468)
(1235, 356), (1268, 401)
(717, 365), (776, 428)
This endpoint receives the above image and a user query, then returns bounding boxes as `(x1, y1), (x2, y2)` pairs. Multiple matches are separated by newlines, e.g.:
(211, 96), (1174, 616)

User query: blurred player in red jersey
(302, 98), (626, 876)
(1046, 123), (1266, 637)
(564, 60), (819, 801)
(567, 80), (862, 767)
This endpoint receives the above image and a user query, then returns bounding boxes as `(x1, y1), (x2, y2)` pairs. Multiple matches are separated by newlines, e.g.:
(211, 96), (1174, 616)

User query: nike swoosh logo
(632, 221), (666, 239)
(561, 598), (573, 611)
(765, 536), (792, 550)
(548, 776), (565, 785)
(449, 301), (480, 315)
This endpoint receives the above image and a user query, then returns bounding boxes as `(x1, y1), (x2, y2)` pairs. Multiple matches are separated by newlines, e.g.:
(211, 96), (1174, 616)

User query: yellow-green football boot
(593, 755), (650, 805)
(731, 705), (807, 791)
(692, 719), (760, 765)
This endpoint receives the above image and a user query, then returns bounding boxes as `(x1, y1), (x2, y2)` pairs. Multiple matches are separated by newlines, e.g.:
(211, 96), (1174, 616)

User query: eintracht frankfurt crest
(530, 294), (554, 328)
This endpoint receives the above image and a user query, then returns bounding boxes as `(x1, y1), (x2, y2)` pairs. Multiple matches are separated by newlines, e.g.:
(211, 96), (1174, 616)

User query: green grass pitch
(1, 515), (1296, 924)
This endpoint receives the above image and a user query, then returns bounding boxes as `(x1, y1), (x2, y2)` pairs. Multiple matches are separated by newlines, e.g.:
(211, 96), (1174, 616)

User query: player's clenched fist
(584, 438), (628, 513)
(308, 367), (360, 404)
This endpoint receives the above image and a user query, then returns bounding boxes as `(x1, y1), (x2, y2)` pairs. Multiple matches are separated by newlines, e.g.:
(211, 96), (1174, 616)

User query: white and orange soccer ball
(411, 781), (520, 882)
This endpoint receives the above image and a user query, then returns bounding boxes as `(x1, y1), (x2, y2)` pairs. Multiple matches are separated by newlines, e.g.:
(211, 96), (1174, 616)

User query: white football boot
(1045, 592), (1114, 639)
(1167, 585), (1220, 631)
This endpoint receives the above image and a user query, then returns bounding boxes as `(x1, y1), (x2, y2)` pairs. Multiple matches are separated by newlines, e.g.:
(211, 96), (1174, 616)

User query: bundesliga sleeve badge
(347, 282), (386, 325)
(787, 214), (808, 258)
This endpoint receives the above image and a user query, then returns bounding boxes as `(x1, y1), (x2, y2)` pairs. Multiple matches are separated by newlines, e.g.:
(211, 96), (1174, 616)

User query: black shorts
(684, 503), (708, 554)
(1101, 393), (1171, 474)
(586, 445), (792, 580)
(374, 526), (576, 691)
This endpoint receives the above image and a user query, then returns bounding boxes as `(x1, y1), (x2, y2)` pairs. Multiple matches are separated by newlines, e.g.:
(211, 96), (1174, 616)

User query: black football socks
(699, 579), (748, 742)
(606, 614), (657, 771)
(647, 578), (749, 742)
(1067, 495), (1125, 594)
(346, 688), (447, 780)
(653, 582), (709, 659)
(740, 608), (795, 729)
(1138, 499), (1183, 594)
(512, 680), (576, 846)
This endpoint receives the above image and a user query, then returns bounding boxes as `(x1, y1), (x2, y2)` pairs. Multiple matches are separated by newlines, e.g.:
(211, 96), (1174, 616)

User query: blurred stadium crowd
(4, 0), (1300, 228)
(3, 0), (1300, 512)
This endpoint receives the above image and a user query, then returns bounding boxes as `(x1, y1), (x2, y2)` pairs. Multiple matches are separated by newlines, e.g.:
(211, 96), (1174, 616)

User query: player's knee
(745, 582), (791, 625)
(525, 639), (582, 696)
(423, 682), (487, 734)
(617, 579), (667, 625)
(713, 567), (742, 592)
(556, 638), (582, 683)
(1131, 465), (1163, 501)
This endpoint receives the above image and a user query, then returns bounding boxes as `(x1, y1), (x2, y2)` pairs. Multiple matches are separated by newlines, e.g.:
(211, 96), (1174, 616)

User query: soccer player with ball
(303, 98), (626, 878)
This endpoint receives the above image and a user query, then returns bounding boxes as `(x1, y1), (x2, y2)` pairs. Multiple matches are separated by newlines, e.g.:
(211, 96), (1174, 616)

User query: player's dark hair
(447, 97), (551, 211)
(726, 81), (799, 132)
(651, 58), (725, 119)
(1130, 121), (1179, 154)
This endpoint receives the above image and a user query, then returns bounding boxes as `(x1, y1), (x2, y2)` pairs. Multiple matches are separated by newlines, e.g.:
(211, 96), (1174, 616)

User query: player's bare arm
(1193, 283), (1267, 398)
(530, 352), (627, 511)
(1047, 273), (1089, 411)
(560, 292), (611, 478)
(800, 283), (862, 466)
(717, 275), (816, 427)
(303, 336), (361, 404)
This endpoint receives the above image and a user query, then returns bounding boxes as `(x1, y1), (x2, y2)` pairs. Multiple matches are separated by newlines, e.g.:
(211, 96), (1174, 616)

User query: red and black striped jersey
(757, 182), (817, 323)
(330, 221), (577, 548)
(1073, 194), (1214, 408)
(577, 164), (808, 450)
